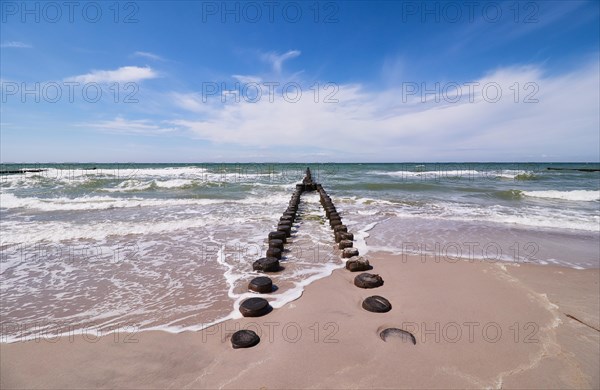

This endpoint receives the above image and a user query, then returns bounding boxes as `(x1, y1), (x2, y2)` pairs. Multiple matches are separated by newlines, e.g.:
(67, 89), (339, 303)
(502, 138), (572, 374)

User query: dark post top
(301, 167), (317, 191)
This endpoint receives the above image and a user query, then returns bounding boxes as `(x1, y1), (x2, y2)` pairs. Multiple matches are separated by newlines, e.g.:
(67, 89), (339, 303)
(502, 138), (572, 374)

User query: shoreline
(0, 250), (595, 344)
(2, 253), (598, 389)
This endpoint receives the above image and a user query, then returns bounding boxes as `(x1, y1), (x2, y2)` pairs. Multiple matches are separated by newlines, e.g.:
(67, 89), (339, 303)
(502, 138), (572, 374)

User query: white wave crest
(523, 190), (599, 202)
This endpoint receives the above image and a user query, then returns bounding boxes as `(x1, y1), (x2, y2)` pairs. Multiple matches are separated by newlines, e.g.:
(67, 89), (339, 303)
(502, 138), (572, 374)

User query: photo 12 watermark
(1, 81), (140, 104)
(195, 241), (339, 267)
(200, 320), (340, 344)
(0, 239), (341, 272)
(0, 163), (340, 187)
(1, 1), (139, 23)
(201, 163), (341, 181)
(400, 1), (539, 24)
(0, 163), (142, 187)
(200, 81), (339, 104)
(200, 1), (340, 24)
(401, 241), (540, 264)
(397, 321), (540, 344)
(400, 81), (539, 104)
(1, 242), (141, 269)
(376, 163), (545, 182)
(0, 321), (140, 344)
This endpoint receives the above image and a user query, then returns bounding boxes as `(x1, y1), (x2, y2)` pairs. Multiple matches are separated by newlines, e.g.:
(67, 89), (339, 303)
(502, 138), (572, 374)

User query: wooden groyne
(232, 167), (404, 348)
(0, 169), (46, 175)
(0, 167), (98, 175)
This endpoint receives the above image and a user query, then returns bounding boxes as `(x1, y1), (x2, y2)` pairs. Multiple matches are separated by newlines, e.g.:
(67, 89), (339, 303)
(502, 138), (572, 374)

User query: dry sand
(1, 253), (599, 389)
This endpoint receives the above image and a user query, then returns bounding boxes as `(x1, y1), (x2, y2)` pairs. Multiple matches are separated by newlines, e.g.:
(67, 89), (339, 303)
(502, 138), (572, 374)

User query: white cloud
(167, 61), (600, 161)
(1, 41), (32, 48)
(132, 51), (165, 61)
(261, 50), (301, 73)
(80, 117), (177, 136)
(170, 92), (214, 114)
(66, 66), (158, 83)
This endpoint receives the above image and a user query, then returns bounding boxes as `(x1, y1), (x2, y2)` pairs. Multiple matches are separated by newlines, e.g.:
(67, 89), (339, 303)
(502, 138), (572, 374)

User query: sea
(1, 162), (598, 342)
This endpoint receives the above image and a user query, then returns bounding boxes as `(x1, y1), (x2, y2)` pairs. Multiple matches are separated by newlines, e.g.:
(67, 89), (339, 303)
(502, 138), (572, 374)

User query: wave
(1, 217), (214, 242)
(103, 179), (295, 193)
(0, 193), (217, 211)
(386, 201), (599, 232)
(522, 190), (599, 202)
(0, 192), (291, 212)
(513, 173), (538, 180)
(488, 189), (600, 202)
(371, 169), (538, 180)
(341, 182), (441, 191)
(332, 194), (599, 232)
(0, 191), (348, 343)
(102, 179), (215, 192)
(493, 190), (525, 201)
(1, 166), (295, 194)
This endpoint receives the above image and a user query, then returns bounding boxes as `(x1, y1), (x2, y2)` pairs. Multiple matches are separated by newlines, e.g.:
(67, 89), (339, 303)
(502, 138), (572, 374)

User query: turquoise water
(2, 162), (597, 232)
(1, 162), (598, 342)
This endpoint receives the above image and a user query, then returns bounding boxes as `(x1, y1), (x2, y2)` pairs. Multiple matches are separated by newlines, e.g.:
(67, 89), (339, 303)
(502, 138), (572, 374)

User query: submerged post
(302, 167), (317, 191)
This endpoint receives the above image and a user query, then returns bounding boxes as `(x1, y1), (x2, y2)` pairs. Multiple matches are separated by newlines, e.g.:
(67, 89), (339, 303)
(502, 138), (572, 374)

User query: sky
(1, 0), (599, 163)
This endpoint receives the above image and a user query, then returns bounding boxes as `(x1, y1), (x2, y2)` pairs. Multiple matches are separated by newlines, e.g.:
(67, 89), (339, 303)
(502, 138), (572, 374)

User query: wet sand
(1, 253), (598, 389)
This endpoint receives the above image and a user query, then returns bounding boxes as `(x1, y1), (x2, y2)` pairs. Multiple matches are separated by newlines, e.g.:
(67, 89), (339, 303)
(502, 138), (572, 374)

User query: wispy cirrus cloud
(132, 51), (165, 61)
(261, 50), (301, 73)
(232, 74), (262, 84)
(66, 66), (158, 83)
(1, 41), (32, 48)
(80, 117), (177, 136)
(170, 92), (214, 114)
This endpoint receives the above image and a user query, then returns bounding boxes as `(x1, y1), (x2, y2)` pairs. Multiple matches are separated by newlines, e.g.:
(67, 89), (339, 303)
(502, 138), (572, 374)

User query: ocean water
(1, 162), (599, 342)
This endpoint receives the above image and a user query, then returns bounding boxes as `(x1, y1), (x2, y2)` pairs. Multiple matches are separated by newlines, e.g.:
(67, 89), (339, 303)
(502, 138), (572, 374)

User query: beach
(1, 253), (598, 389)
(1, 163), (599, 388)
(3, 0), (599, 387)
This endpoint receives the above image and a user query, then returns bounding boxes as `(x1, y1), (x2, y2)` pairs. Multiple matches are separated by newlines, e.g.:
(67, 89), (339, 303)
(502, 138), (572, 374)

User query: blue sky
(1, 0), (599, 162)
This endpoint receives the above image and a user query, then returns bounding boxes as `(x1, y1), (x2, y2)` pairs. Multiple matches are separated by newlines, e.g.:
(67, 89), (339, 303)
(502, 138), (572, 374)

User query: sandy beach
(2, 0), (599, 387)
(2, 253), (598, 389)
